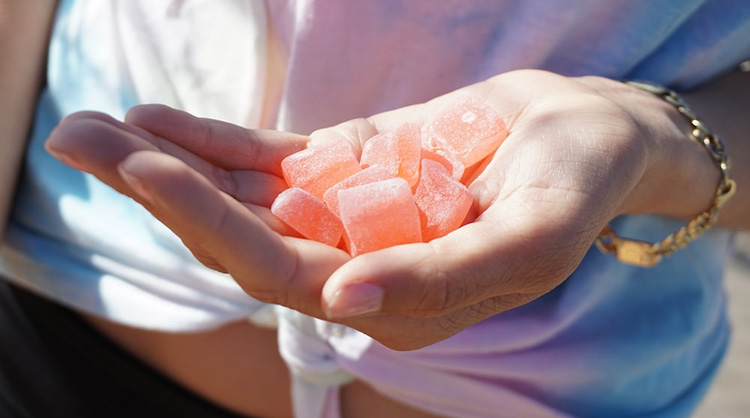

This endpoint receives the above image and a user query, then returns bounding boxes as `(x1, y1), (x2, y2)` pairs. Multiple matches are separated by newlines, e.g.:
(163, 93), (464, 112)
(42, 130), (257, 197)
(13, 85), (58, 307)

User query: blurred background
(694, 233), (750, 417)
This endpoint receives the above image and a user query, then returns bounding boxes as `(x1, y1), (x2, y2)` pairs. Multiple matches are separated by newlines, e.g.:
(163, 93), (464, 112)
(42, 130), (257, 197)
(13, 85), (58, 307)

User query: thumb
(320, 221), (534, 320)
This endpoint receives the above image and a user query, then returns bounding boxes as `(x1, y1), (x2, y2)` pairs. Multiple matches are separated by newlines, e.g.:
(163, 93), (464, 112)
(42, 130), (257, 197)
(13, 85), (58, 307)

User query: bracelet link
(595, 80), (735, 267)
(715, 178), (737, 208)
(595, 226), (662, 266)
(616, 239), (662, 267)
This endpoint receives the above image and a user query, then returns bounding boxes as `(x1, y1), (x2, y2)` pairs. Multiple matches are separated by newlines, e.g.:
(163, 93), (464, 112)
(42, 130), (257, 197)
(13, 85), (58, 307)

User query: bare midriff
(82, 314), (440, 418)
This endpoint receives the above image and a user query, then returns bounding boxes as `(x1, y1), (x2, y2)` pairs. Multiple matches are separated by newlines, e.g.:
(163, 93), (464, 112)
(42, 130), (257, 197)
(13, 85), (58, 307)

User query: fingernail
(326, 283), (384, 319)
(118, 164), (154, 204)
(48, 149), (86, 171)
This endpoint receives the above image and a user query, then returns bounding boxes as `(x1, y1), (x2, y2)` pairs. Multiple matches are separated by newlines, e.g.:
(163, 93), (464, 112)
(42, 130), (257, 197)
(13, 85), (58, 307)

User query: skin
(0, 0), (56, 240)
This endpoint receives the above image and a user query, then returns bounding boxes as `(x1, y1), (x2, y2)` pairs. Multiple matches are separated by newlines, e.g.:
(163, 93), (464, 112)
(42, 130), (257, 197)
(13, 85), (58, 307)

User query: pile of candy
(271, 93), (508, 256)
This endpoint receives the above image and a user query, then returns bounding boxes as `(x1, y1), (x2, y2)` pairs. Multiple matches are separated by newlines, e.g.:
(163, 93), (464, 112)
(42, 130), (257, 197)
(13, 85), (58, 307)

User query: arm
(0, 0), (57, 239)
(44, 68), (750, 350)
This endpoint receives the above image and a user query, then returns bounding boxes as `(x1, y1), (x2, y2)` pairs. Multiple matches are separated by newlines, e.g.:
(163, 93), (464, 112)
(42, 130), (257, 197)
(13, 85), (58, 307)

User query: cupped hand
(45, 107), (351, 318)
(46, 69), (718, 350)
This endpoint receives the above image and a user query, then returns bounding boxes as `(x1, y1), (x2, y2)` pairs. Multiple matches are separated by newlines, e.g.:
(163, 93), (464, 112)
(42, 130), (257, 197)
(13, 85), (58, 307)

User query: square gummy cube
(422, 93), (508, 168)
(360, 123), (421, 187)
(414, 159), (473, 241)
(323, 164), (393, 217)
(271, 187), (343, 247)
(337, 178), (422, 256)
(281, 139), (362, 200)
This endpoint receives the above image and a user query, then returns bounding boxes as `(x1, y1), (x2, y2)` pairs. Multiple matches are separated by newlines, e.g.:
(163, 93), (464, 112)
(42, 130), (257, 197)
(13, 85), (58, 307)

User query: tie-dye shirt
(2, 1), (749, 417)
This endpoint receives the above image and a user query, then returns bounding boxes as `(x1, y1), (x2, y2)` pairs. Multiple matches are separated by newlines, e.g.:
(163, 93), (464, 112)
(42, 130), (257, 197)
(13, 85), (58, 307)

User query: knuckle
(239, 128), (263, 167)
(413, 260), (478, 317)
(211, 165), (239, 196)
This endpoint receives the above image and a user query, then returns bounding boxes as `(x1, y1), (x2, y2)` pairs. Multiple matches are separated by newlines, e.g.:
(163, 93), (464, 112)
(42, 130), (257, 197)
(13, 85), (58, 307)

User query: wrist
(595, 80), (735, 266)
(597, 78), (722, 220)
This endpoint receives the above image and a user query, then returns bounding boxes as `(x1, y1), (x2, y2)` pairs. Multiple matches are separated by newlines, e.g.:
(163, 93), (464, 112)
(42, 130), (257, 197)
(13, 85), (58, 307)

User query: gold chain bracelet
(595, 80), (736, 267)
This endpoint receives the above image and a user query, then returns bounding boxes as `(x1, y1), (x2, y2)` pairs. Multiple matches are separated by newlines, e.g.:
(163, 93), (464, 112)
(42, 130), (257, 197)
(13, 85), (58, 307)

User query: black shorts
(0, 279), (244, 418)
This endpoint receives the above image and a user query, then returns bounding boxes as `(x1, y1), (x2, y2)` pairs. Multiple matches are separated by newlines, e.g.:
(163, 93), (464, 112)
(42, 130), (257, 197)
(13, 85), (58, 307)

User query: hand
(45, 108), (351, 312)
(46, 70), (717, 350)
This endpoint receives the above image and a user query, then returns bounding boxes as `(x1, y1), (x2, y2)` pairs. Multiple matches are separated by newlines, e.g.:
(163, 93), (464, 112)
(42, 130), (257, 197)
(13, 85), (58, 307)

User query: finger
(118, 150), (350, 317)
(308, 117), (379, 157)
(176, 210), (297, 270)
(46, 113), (159, 188)
(125, 104), (308, 175)
(46, 112), (287, 207)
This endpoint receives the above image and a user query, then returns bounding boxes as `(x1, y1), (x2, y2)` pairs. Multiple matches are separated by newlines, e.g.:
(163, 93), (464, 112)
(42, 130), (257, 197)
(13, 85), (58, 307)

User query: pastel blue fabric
(1, 0), (748, 416)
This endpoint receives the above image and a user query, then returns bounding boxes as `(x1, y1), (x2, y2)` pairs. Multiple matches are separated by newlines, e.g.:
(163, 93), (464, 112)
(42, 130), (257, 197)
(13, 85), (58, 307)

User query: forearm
(682, 66), (750, 229)
(0, 0), (57, 238)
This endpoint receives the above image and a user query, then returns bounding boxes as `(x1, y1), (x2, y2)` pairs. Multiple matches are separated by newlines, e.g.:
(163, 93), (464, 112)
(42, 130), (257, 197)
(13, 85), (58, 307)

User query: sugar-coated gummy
(280, 139), (362, 200)
(414, 159), (473, 241)
(323, 164), (393, 217)
(271, 187), (343, 247)
(360, 123), (422, 187)
(337, 178), (422, 256)
(422, 93), (508, 168)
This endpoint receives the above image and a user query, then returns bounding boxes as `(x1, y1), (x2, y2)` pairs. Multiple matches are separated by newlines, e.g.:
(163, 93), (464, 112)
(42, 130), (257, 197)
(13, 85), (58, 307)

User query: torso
(82, 314), (440, 417)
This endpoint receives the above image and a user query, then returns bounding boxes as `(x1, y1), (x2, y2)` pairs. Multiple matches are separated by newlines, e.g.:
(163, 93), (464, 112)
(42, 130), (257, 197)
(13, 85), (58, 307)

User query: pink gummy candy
(422, 93), (508, 168)
(271, 188), (343, 247)
(360, 123), (422, 187)
(323, 164), (393, 217)
(338, 178), (422, 256)
(414, 159), (473, 241)
(281, 139), (362, 200)
(420, 147), (465, 181)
